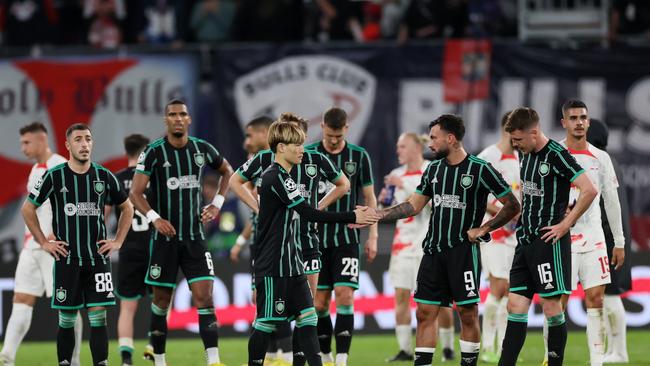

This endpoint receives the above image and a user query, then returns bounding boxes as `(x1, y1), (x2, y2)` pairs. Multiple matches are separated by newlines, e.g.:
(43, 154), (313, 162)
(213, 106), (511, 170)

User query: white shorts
(14, 247), (55, 297)
(480, 242), (515, 280)
(388, 254), (421, 290)
(571, 247), (611, 290)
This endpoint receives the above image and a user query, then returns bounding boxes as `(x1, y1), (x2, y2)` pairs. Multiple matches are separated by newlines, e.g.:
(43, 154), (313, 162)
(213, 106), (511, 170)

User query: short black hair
(323, 107), (347, 129)
(165, 99), (187, 114)
(428, 114), (465, 141)
(65, 123), (91, 138)
(562, 99), (588, 115)
(124, 134), (150, 158)
(505, 107), (539, 132)
(19, 121), (47, 135)
(246, 116), (274, 130)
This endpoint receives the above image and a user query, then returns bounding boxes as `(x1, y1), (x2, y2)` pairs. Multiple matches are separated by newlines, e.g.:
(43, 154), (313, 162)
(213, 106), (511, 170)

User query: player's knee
(192, 291), (213, 308)
(152, 290), (172, 308)
(457, 305), (478, 325)
(296, 308), (318, 328)
(58, 311), (77, 329)
(585, 292), (604, 309)
(415, 306), (434, 324)
(13, 292), (37, 306)
(334, 287), (353, 305)
(541, 299), (563, 317)
(88, 309), (107, 327)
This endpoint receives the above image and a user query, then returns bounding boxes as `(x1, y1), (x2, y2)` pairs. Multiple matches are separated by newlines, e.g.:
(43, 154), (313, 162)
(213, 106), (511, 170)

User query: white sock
(71, 312), (83, 366)
(586, 308), (605, 366)
(459, 340), (480, 364)
(542, 317), (549, 361)
(481, 293), (499, 352)
(335, 352), (348, 366)
(281, 351), (293, 362)
(266, 351), (277, 360)
(395, 324), (412, 352)
(206, 347), (220, 363)
(439, 326), (454, 351)
(604, 295), (628, 358)
(496, 296), (509, 353)
(321, 352), (334, 362)
(0, 303), (33, 361)
(153, 353), (166, 366)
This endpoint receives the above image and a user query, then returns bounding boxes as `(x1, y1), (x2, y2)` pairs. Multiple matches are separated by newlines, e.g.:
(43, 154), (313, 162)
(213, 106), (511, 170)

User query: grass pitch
(10, 330), (647, 365)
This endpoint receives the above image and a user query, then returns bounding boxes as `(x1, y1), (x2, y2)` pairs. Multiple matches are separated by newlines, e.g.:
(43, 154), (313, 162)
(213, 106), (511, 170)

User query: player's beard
(433, 147), (449, 159)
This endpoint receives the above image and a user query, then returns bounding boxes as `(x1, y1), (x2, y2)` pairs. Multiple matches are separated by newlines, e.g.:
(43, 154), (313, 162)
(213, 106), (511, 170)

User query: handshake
(350, 206), (382, 228)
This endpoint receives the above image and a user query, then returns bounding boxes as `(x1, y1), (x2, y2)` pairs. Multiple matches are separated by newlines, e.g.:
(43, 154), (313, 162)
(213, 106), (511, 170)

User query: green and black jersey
(415, 155), (511, 254)
(108, 166), (152, 243)
(517, 139), (584, 246)
(236, 149), (342, 253)
(255, 163), (356, 277)
(27, 162), (128, 265)
(135, 136), (225, 242)
(304, 141), (373, 248)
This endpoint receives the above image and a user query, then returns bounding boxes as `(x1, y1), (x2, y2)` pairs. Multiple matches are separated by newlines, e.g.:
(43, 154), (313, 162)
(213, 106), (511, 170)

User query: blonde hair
(400, 132), (428, 150)
(279, 112), (309, 133)
(268, 121), (306, 153)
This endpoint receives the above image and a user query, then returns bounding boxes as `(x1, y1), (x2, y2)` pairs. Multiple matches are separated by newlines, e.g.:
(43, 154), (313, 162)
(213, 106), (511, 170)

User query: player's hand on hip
(97, 239), (122, 256)
(152, 218), (176, 237)
(201, 204), (220, 224)
(611, 247), (625, 270)
(230, 245), (241, 263)
(364, 236), (378, 263)
(43, 240), (68, 260)
(540, 222), (570, 243)
(467, 226), (489, 244)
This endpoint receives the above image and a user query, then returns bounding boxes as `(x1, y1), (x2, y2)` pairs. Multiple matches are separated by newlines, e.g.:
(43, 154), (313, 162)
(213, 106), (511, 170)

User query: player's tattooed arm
(378, 193), (429, 221)
(482, 191), (520, 231)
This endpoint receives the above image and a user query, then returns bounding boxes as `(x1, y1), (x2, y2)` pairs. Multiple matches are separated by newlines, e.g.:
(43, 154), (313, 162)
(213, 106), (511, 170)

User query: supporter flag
(442, 39), (492, 102)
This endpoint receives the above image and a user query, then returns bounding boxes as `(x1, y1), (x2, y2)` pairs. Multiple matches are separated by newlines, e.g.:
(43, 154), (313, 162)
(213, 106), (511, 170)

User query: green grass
(10, 330), (647, 365)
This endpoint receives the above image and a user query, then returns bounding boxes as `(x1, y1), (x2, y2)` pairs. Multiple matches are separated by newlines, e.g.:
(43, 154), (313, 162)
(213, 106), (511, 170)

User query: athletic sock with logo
(57, 311), (77, 365)
(88, 310), (109, 366)
(459, 340), (480, 366)
(317, 310), (333, 355)
(498, 313), (528, 366)
(149, 303), (168, 355)
(249, 322), (274, 366)
(198, 307), (220, 364)
(547, 313), (568, 366)
(334, 305), (354, 356)
(414, 347), (435, 366)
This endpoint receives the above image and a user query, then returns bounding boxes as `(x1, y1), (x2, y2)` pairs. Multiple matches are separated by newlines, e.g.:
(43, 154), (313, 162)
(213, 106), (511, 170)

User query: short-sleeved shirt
(518, 139), (585, 246)
(236, 149), (342, 253)
(304, 141), (374, 248)
(108, 166), (153, 243)
(135, 136), (224, 242)
(254, 162), (306, 277)
(28, 162), (128, 265)
(415, 154), (511, 254)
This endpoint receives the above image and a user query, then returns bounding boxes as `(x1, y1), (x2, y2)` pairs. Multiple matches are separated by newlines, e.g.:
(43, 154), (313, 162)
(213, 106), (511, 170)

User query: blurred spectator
(467, 0), (506, 36)
(142, 0), (176, 43)
(3, 0), (59, 46)
(56, 0), (84, 44)
(362, 2), (382, 41)
(380, 0), (412, 38)
(610, 0), (650, 40)
(231, 0), (303, 42)
(190, 0), (235, 43)
(85, 0), (123, 48)
(315, 0), (363, 41)
(397, 0), (467, 44)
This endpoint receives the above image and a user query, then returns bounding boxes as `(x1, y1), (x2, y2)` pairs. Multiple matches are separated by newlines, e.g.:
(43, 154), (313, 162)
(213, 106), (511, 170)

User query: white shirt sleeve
(600, 152), (625, 248)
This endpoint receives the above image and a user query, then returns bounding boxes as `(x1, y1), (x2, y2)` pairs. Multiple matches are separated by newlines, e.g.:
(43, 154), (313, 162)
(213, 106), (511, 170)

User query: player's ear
(560, 118), (567, 129)
(65, 139), (71, 151)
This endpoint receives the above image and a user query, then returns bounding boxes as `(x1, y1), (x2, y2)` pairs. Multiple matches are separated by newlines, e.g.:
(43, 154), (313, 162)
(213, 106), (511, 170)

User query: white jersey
(389, 161), (430, 258)
(24, 153), (67, 249)
(560, 141), (623, 253)
(477, 144), (520, 247)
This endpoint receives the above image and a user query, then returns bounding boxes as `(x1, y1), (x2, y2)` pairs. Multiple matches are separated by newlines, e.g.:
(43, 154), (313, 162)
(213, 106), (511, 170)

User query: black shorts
(116, 240), (150, 300)
(414, 244), (481, 307)
(52, 260), (116, 310)
(317, 244), (360, 291)
(255, 275), (314, 322)
(302, 245), (321, 275)
(509, 234), (572, 299)
(145, 237), (214, 288)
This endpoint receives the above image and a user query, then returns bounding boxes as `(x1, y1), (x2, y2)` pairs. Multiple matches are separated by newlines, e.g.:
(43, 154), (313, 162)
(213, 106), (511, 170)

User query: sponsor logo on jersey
(94, 180), (105, 195)
(305, 164), (317, 178)
(193, 153), (205, 167)
(64, 203), (77, 216)
(275, 300), (285, 314)
(344, 161), (357, 176)
(150, 264), (161, 279)
(298, 184), (311, 199)
(166, 175), (200, 190)
(56, 288), (67, 302)
(539, 161), (550, 176)
(522, 181), (544, 196)
(433, 194), (466, 209)
(64, 202), (100, 216)
(460, 174), (474, 189)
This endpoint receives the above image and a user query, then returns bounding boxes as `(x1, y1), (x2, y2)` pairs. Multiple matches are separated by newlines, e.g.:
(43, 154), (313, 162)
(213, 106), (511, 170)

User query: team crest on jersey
(275, 300), (285, 314)
(344, 161), (357, 175)
(284, 178), (297, 191)
(539, 162), (550, 176)
(64, 203), (77, 216)
(460, 174), (474, 189)
(150, 264), (161, 279)
(305, 164), (317, 178)
(94, 180), (105, 195)
(55, 288), (67, 302)
(194, 153), (205, 167)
